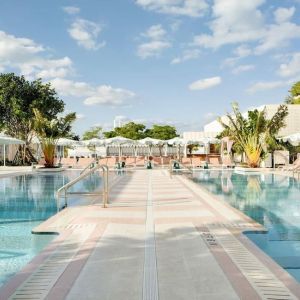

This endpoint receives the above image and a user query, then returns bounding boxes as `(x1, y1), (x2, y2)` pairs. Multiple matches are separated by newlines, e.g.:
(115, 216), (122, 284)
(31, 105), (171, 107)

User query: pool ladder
(56, 163), (109, 210)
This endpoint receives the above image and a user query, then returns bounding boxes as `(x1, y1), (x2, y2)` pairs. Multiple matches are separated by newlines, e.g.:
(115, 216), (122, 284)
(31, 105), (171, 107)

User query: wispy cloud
(171, 49), (201, 64)
(189, 76), (222, 90)
(63, 6), (80, 15)
(137, 24), (171, 59)
(0, 30), (72, 79)
(68, 18), (106, 50)
(232, 64), (255, 75)
(135, 0), (208, 18)
(50, 78), (136, 107)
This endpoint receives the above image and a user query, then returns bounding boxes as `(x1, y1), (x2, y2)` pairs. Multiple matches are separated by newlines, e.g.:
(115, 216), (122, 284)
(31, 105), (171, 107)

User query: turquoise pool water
(0, 170), (102, 287)
(191, 170), (300, 282)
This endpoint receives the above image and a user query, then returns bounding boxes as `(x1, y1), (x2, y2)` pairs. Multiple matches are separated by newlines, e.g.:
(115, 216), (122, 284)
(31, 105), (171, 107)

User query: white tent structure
(138, 137), (165, 156)
(105, 136), (134, 158)
(281, 133), (300, 146)
(0, 133), (25, 166)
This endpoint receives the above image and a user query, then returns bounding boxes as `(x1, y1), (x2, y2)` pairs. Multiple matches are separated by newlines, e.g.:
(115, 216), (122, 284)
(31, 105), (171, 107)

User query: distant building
(113, 116), (129, 129)
(203, 104), (300, 136)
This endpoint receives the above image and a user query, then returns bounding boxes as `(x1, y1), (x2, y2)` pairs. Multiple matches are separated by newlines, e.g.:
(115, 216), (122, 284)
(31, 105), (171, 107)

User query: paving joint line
(142, 171), (159, 300)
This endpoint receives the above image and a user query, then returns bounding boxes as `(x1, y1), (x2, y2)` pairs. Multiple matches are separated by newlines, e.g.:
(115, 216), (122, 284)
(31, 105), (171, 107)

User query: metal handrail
(80, 160), (98, 175)
(56, 164), (109, 210)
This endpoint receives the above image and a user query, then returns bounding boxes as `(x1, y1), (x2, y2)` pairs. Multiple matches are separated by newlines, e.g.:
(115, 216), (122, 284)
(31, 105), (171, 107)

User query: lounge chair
(135, 156), (145, 167)
(279, 157), (300, 171)
(221, 155), (235, 168)
(181, 157), (192, 168)
(208, 156), (222, 168)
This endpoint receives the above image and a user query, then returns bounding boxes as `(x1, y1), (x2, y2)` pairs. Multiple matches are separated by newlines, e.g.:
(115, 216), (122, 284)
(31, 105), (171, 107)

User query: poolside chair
(162, 157), (171, 166)
(181, 157), (192, 168)
(106, 157), (117, 168)
(191, 157), (203, 168)
(125, 157), (136, 167)
(279, 157), (300, 171)
(135, 156), (145, 167)
(221, 155), (235, 168)
(208, 156), (222, 168)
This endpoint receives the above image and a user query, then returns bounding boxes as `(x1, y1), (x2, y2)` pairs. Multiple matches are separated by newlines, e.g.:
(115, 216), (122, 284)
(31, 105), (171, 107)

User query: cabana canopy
(280, 133), (300, 146)
(0, 133), (25, 166)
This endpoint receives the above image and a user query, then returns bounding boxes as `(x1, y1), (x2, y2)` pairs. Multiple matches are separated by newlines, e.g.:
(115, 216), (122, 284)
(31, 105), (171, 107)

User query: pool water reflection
(0, 170), (102, 287)
(191, 170), (300, 282)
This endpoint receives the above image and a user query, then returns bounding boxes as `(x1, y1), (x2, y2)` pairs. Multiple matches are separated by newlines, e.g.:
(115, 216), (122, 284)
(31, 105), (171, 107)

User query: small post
(64, 189), (67, 208)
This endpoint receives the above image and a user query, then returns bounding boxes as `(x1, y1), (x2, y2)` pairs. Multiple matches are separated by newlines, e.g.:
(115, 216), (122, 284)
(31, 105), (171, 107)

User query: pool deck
(1, 169), (300, 300)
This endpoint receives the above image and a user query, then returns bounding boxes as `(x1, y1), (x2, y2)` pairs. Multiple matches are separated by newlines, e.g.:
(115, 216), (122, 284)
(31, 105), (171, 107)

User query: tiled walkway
(1, 170), (300, 300)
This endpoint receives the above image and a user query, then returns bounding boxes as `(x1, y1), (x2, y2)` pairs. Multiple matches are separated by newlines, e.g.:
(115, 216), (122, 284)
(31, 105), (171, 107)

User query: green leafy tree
(104, 122), (146, 140)
(218, 103), (288, 167)
(33, 109), (76, 167)
(82, 126), (102, 140)
(0, 73), (65, 163)
(146, 125), (178, 140)
(286, 81), (300, 104)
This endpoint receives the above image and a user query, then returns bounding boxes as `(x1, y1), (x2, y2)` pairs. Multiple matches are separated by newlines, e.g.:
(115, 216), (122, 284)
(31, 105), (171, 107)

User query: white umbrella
(167, 137), (185, 145)
(281, 133), (300, 146)
(0, 133), (25, 166)
(57, 138), (83, 159)
(105, 136), (134, 158)
(167, 137), (185, 160)
(57, 138), (82, 147)
(197, 137), (220, 161)
(82, 138), (105, 147)
(139, 137), (165, 156)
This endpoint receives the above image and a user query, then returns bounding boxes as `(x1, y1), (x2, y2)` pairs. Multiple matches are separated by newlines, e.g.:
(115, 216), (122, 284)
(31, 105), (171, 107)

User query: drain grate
(209, 225), (297, 300)
(9, 226), (95, 300)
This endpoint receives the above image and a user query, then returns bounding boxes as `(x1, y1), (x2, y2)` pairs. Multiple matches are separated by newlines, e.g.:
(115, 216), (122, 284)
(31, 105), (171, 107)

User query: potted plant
(33, 109), (76, 168)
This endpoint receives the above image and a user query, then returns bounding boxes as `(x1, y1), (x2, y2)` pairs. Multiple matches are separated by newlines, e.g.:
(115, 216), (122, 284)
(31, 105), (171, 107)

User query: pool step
(209, 225), (297, 300)
(8, 225), (96, 300)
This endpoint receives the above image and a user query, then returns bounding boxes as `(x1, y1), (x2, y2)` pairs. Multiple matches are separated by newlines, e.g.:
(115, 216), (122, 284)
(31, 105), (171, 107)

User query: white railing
(80, 160), (98, 175)
(56, 164), (109, 210)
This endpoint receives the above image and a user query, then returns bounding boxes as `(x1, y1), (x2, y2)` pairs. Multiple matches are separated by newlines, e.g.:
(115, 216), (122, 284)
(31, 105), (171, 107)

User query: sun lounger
(221, 155), (235, 168)
(135, 156), (145, 167)
(208, 156), (222, 167)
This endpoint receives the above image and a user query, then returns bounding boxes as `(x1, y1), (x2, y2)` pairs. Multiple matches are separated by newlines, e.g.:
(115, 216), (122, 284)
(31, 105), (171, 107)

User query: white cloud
(50, 78), (136, 107)
(254, 22), (300, 55)
(193, 0), (265, 49)
(278, 52), (300, 77)
(135, 0), (208, 17)
(232, 64), (255, 74)
(63, 6), (80, 15)
(84, 86), (136, 106)
(193, 0), (300, 55)
(189, 76), (222, 90)
(247, 81), (288, 93)
(274, 7), (295, 24)
(68, 18), (106, 50)
(171, 49), (201, 64)
(142, 24), (166, 40)
(0, 30), (72, 79)
(137, 24), (171, 59)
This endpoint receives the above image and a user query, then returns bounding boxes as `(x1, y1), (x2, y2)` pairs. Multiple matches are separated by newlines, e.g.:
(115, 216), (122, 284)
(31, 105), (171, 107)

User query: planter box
(36, 167), (66, 173)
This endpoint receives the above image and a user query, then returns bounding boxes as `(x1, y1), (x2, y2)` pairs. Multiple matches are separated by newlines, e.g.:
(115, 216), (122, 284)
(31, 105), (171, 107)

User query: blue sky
(0, 0), (300, 134)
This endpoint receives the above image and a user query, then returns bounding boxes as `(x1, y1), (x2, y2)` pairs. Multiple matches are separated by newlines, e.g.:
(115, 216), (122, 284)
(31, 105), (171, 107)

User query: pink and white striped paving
(1, 169), (300, 300)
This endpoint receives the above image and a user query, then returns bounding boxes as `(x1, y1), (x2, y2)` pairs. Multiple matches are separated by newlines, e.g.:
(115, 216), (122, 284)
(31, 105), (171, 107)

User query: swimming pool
(191, 170), (300, 282)
(0, 170), (102, 287)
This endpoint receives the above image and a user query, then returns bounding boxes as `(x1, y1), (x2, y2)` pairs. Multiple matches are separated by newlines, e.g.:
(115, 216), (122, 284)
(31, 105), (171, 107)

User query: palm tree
(218, 103), (288, 168)
(33, 109), (76, 168)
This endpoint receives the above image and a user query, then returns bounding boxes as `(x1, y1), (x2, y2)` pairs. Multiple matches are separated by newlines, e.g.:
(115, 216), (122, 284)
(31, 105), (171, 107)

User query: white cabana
(57, 138), (83, 158)
(138, 137), (165, 156)
(105, 136), (134, 158)
(0, 133), (25, 166)
(82, 138), (105, 147)
(281, 133), (300, 146)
